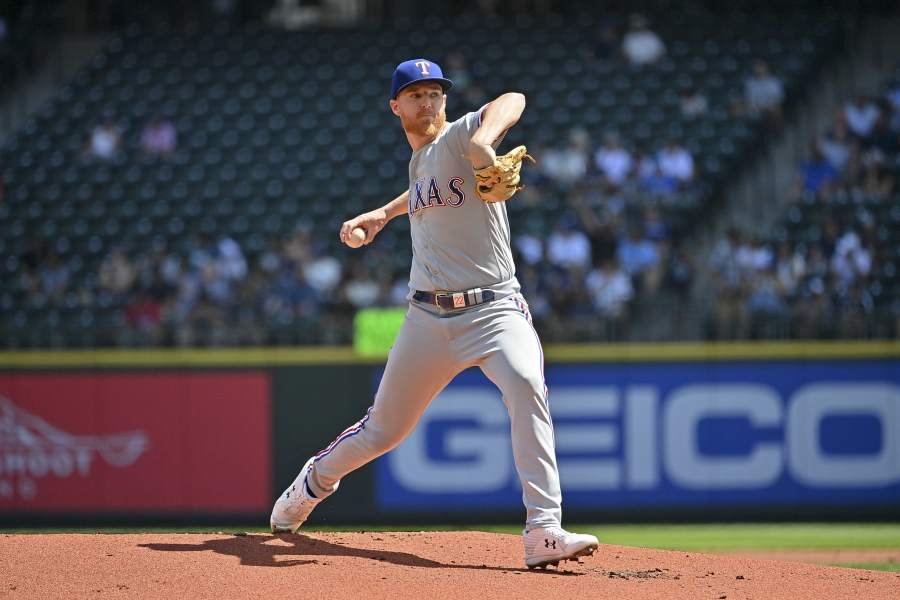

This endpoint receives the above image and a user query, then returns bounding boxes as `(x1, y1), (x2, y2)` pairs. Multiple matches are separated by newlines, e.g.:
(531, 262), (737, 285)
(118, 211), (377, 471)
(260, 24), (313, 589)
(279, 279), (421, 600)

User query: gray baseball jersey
(406, 108), (520, 296)
(277, 105), (563, 531)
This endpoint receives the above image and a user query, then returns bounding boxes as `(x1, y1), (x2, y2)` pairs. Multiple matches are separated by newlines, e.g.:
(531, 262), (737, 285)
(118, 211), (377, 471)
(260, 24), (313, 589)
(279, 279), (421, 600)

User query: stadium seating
(0, 3), (847, 347)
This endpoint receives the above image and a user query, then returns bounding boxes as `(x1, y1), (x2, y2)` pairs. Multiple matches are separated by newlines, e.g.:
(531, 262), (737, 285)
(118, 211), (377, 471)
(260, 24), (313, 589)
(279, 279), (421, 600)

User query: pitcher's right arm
(340, 190), (409, 247)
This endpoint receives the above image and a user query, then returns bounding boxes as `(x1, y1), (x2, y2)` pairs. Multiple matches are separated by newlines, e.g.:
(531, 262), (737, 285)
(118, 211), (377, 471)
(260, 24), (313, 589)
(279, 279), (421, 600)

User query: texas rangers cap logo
(390, 58), (454, 100)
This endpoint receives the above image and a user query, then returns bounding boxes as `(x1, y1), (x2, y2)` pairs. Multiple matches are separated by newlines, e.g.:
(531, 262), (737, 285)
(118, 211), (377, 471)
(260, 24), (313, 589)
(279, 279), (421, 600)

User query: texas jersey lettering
(409, 176), (466, 213)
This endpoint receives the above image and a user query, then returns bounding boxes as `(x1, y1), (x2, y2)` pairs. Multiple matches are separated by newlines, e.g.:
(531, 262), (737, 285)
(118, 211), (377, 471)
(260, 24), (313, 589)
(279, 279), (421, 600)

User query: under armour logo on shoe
(544, 539), (556, 549)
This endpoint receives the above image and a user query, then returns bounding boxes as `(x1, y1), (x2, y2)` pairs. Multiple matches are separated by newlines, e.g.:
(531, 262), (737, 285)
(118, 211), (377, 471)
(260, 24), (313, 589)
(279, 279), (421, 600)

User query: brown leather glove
(473, 145), (535, 203)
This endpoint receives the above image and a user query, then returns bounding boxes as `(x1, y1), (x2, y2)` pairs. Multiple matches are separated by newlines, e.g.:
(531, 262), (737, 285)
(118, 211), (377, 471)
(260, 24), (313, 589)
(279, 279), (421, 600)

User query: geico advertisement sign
(377, 366), (900, 508)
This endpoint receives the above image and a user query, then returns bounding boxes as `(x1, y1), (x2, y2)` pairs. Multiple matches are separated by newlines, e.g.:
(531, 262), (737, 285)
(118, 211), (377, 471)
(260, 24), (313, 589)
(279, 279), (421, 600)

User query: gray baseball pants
(305, 292), (562, 529)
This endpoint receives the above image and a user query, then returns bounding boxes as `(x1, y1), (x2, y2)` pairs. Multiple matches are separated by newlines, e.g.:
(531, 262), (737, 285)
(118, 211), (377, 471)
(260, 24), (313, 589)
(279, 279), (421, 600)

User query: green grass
(833, 562), (900, 572)
(556, 523), (900, 551)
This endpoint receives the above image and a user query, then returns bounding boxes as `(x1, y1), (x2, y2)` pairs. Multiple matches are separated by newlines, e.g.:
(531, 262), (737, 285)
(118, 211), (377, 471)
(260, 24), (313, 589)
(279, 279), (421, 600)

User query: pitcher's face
(390, 82), (447, 139)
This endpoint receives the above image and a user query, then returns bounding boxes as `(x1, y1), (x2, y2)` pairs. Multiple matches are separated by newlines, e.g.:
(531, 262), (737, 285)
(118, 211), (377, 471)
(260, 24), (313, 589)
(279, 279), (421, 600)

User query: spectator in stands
(743, 60), (784, 125)
(593, 132), (633, 190)
(546, 213), (592, 271)
(617, 226), (661, 293)
(263, 262), (319, 321)
(215, 236), (247, 283)
(83, 114), (121, 161)
(657, 139), (694, 184)
(774, 241), (806, 301)
(98, 248), (136, 301)
(735, 235), (773, 275)
(585, 256), (633, 320)
(38, 250), (70, 305)
(303, 247), (343, 302)
(642, 205), (668, 247)
(710, 228), (748, 339)
(514, 225), (544, 267)
(342, 261), (382, 309)
(746, 264), (788, 336)
(140, 113), (178, 159)
(199, 261), (234, 308)
(635, 151), (677, 197)
(125, 286), (163, 345)
(820, 112), (854, 173)
(621, 13), (665, 65)
(845, 94), (881, 141)
(679, 87), (708, 119)
(831, 229), (872, 289)
(797, 140), (838, 195)
(540, 128), (590, 189)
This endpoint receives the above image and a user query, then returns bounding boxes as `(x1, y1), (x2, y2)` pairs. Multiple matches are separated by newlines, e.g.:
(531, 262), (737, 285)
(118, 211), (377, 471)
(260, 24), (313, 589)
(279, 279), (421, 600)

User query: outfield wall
(0, 341), (898, 524)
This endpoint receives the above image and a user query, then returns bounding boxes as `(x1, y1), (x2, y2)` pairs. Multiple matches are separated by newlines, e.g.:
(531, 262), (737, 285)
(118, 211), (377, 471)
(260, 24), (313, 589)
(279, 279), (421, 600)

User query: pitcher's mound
(2, 531), (898, 599)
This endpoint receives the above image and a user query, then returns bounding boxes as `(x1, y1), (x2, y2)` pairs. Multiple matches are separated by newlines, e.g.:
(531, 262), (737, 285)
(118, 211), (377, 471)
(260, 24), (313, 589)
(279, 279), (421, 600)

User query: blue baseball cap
(390, 59), (453, 100)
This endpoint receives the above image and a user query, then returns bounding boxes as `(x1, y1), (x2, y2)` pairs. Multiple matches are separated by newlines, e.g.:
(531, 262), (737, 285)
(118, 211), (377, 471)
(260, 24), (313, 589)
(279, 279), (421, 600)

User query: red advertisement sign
(0, 373), (271, 513)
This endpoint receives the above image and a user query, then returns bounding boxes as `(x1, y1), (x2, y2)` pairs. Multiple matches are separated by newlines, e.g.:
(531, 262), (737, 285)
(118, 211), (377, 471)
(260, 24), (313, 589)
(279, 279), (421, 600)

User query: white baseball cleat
(270, 457), (331, 533)
(523, 526), (600, 569)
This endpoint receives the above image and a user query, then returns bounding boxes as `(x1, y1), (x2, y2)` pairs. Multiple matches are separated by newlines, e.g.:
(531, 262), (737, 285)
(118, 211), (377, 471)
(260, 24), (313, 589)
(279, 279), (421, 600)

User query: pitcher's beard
(402, 110), (446, 139)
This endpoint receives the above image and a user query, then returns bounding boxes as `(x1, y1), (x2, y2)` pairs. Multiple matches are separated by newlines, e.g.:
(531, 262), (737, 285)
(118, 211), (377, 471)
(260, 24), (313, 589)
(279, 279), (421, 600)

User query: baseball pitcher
(270, 58), (599, 569)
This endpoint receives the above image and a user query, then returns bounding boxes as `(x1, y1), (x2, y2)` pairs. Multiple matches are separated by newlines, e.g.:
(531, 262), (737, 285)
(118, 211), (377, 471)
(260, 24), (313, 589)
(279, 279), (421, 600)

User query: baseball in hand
(346, 227), (366, 248)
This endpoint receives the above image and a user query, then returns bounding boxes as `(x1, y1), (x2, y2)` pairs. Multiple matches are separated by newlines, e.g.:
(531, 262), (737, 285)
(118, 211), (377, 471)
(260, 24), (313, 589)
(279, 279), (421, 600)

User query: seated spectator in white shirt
(84, 115), (121, 161)
(735, 236), (773, 275)
(844, 95), (881, 140)
(820, 112), (854, 172)
(744, 60), (784, 118)
(541, 128), (591, 188)
(585, 257), (633, 318)
(831, 230), (872, 287)
(617, 227), (662, 293)
(140, 113), (178, 159)
(546, 214), (592, 271)
(621, 13), (665, 65)
(593, 133), (633, 189)
(657, 140), (694, 183)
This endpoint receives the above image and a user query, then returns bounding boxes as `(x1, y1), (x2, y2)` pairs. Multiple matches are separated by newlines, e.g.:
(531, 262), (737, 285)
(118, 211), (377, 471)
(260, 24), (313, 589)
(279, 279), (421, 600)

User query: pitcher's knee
(504, 373), (547, 405)
(363, 423), (409, 455)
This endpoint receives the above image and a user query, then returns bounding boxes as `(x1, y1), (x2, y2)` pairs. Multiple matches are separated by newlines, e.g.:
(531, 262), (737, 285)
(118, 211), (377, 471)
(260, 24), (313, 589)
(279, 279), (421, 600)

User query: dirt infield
(1, 532), (898, 599)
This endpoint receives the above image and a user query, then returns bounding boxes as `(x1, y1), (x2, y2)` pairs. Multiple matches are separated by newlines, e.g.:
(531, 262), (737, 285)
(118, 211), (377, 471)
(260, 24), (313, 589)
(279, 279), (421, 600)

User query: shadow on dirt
(138, 533), (583, 575)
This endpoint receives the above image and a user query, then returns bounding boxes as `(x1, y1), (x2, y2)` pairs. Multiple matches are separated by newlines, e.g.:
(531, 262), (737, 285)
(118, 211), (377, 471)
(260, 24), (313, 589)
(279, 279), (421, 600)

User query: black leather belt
(413, 288), (496, 310)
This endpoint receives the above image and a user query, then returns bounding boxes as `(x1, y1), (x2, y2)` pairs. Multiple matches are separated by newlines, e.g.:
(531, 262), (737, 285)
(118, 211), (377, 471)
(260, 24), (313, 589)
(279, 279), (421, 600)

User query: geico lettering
(788, 383), (900, 487)
(387, 380), (900, 494)
(552, 387), (621, 489)
(663, 384), (783, 490)
(389, 389), (511, 492)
